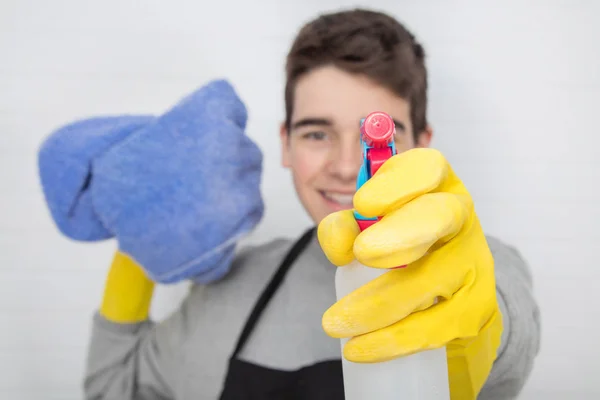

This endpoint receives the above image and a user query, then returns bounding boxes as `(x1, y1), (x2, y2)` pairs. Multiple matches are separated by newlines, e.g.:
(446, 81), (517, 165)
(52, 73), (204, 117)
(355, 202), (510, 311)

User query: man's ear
(415, 124), (433, 148)
(280, 122), (291, 168)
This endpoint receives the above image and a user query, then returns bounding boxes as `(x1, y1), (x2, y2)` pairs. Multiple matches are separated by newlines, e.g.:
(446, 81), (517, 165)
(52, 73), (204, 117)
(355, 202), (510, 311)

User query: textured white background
(1, 0), (598, 398)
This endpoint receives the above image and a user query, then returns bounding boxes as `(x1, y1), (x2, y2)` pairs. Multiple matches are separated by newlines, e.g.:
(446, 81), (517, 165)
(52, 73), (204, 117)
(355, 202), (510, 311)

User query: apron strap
(231, 226), (316, 358)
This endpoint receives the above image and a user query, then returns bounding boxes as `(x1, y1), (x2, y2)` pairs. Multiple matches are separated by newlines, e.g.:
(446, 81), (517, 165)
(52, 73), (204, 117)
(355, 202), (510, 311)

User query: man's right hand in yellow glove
(318, 148), (504, 399)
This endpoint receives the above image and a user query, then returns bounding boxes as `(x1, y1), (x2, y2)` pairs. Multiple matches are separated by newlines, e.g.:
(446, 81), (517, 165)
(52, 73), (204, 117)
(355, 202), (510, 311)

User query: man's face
(280, 65), (432, 225)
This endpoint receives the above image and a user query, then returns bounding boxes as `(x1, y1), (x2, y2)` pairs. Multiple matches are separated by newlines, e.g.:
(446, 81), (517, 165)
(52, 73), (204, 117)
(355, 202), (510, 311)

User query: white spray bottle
(335, 111), (450, 400)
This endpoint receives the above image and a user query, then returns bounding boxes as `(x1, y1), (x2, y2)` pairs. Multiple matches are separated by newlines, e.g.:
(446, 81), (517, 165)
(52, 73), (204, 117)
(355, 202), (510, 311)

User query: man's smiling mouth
(320, 191), (355, 207)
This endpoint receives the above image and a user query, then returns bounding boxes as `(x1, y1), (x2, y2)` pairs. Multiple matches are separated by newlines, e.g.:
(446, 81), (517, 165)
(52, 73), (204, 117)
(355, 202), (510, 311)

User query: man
(81, 8), (540, 400)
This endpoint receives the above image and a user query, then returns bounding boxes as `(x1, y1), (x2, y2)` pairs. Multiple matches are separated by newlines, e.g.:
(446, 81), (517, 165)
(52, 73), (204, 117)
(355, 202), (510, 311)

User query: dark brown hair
(285, 8), (428, 139)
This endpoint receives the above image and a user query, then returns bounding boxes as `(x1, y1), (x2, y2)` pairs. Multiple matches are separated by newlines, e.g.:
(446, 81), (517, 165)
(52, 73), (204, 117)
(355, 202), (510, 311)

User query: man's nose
(327, 138), (362, 182)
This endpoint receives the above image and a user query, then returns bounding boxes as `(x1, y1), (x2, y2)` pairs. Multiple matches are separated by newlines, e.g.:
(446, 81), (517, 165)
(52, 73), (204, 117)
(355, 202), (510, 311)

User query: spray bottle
(335, 111), (450, 400)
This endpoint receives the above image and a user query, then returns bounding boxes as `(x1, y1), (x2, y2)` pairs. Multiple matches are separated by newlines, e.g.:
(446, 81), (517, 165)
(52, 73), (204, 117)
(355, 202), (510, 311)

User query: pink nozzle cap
(362, 111), (395, 147)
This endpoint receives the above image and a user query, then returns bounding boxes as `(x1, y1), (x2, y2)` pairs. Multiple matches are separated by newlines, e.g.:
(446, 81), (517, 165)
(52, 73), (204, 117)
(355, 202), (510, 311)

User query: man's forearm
(85, 252), (177, 400)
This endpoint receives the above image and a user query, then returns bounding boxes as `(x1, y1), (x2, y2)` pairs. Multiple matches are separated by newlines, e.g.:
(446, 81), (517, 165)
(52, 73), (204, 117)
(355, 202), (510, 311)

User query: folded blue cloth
(38, 80), (264, 284)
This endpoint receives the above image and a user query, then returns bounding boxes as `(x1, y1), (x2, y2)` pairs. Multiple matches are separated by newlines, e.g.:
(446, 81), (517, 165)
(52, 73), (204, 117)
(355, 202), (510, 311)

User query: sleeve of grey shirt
(480, 237), (542, 399)
(83, 286), (200, 400)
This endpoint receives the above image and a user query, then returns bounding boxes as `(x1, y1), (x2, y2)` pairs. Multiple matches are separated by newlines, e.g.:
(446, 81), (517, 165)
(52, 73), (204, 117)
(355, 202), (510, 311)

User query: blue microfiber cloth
(38, 80), (264, 284)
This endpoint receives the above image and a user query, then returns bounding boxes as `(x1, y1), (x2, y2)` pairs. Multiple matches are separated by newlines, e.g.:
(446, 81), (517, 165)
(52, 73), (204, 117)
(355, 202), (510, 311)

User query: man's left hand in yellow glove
(317, 148), (503, 399)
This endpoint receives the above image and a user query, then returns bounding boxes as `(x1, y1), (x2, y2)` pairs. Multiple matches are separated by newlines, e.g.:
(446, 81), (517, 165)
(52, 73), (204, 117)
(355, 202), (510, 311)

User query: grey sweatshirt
(83, 233), (541, 399)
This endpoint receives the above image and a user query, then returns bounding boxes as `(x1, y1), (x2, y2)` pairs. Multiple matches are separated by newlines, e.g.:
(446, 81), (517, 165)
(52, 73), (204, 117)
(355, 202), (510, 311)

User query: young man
(82, 8), (540, 400)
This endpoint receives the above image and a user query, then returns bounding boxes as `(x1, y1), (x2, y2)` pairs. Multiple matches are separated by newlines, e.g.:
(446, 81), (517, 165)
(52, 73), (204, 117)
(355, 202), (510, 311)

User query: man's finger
(322, 239), (470, 339)
(354, 148), (448, 218)
(317, 209), (360, 266)
(341, 287), (479, 363)
(353, 192), (471, 269)
(340, 259), (498, 363)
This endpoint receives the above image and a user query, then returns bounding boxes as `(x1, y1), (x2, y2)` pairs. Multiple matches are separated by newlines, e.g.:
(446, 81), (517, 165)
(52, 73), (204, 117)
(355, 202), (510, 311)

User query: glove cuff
(100, 251), (155, 323)
(446, 307), (503, 399)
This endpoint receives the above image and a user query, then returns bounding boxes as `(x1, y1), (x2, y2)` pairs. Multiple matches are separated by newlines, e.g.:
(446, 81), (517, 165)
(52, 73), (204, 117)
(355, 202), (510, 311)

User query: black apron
(219, 227), (345, 399)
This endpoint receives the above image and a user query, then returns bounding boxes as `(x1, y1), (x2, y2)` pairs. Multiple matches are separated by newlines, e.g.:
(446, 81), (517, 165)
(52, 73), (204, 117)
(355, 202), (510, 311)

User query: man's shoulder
(485, 235), (533, 283)
(234, 236), (296, 264)
(187, 236), (296, 294)
(485, 234), (513, 254)
(204, 235), (298, 283)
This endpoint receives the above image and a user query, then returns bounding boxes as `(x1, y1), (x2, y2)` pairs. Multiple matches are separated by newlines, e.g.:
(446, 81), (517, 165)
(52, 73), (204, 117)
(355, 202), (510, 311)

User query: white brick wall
(1, 0), (598, 398)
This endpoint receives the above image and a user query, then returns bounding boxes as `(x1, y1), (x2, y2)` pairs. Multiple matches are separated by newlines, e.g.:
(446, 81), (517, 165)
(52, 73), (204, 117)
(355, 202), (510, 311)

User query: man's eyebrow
(290, 116), (406, 133)
(392, 119), (406, 133)
(291, 118), (332, 130)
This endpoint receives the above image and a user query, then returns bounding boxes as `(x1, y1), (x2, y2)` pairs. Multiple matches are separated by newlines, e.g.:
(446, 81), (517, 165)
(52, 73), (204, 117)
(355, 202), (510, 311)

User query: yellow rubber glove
(318, 148), (503, 399)
(99, 251), (155, 323)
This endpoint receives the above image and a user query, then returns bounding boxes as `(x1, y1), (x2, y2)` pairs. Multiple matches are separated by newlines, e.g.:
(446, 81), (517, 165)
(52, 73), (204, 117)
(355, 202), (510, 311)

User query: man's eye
(394, 132), (408, 144)
(303, 131), (327, 140)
